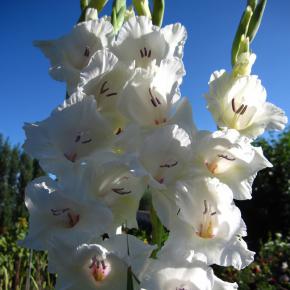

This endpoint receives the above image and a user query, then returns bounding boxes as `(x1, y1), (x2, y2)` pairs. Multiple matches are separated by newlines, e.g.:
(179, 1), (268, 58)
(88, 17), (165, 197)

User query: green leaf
(152, 0), (165, 27)
(150, 206), (164, 258)
(127, 267), (134, 290)
(231, 6), (253, 67)
(247, 0), (267, 42)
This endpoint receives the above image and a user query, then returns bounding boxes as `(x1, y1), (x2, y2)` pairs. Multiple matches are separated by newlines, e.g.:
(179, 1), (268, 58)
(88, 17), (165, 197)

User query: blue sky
(0, 0), (289, 145)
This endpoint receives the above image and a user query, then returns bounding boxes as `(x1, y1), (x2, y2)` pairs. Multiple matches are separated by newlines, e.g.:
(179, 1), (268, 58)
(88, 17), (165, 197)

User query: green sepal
(247, 0), (267, 42)
(152, 0), (165, 27)
(231, 6), (253, 67)
(117, 6), (126, 29)
(111, 7), (118, 31)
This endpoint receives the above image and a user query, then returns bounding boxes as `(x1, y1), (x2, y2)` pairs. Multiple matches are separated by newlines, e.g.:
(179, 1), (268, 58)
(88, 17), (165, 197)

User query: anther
(112, 188), (132, 195)
(231, 98), (236, 113)
(100, 81), (110, 94)
(240, 105), (248, 115)
(84, 46), (90, 57)
(236, 104), (244, 114)
(160, 161), (178, 168)
(115, 128), (122, 135)
(81, 138), (92, 144)
(217, 154), (236, 161)
(203, 200), (208, 214)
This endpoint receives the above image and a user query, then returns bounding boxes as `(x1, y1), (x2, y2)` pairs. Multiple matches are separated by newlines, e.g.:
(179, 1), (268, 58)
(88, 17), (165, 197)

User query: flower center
(228, 97), (254, 130)
(196, 200), (217, 239)
(64, 130), (93, 162)
(205, 153), (235, 174)
(148, 88), (167, 126)
(154, 159), (179, 184)
(99, 81), (118, 98)
(89, 257), (111, 282)
(50, 208), (80, 228)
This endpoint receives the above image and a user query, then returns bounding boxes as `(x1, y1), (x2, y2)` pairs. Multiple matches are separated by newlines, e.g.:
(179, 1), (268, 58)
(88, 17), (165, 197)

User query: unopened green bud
(233, 51), (256, 77)
(133, 0), (151, 18)
(231, 6), (253, 67)
(152, 0), (164, 27)
(247, 0), (267, 42)
(124, 5), (135, 21)
(85, 8), (98, 21)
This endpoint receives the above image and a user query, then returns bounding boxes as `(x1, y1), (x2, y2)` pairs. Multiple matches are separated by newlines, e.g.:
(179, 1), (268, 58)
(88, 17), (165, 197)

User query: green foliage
(0, 218), (55, 290)
(0, 135), (44, 233)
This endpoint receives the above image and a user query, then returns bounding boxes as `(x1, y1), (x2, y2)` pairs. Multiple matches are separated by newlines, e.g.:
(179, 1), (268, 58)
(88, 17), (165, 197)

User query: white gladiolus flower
(80, 53), (134, 129)
(164, 178), (255, 269)
(50, 235), (155, 290)
(21, 176), (112, 251)
(34, 18), (114, 94)
(113, 16), (187, 69)
(191, 129), (272, 200)
(205, 70), (288, 138)
(23, 92), (115, 176)
(135, 125), (192, 227)
(119, 58), (185, 127)
(76, 156), (147, 230)
(140, 257), (238, 290)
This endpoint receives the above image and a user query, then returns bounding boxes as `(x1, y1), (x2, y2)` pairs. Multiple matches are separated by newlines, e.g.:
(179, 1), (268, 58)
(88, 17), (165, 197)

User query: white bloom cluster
(22, 14), (287, 290)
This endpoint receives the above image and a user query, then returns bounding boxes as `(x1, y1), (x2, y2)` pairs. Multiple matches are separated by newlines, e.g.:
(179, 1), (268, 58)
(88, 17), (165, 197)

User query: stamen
(100, 81), (110, 94)
(81, 138), (92, 144)
(67, 212), (80, 227)
(84, 46), (90, 57)
(203, 200), (208, 214)
(196, 201), (217, 239)
(140, 49), (144, 58)
(217, 154), (236, 161)
(75, 134), (81, 143)
(240, 105), (248, 115)
(115, 128), (122, 135)
(50, 208), (70, 216)
(106, 92), (117, 97)
(144, 47), (147, 56)
(112, 188), (132, 195)
(236, 104), (244, 114)
(51, 208), (80, 228)
(231, 98), (236, 113)
(64, 152), (77, 162)
(160, 161), (178, 168)
(148, 49), (151, 57)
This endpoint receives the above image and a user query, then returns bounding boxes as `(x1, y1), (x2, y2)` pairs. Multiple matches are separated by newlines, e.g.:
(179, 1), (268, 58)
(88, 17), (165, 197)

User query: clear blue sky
(0, 0), (289, 145)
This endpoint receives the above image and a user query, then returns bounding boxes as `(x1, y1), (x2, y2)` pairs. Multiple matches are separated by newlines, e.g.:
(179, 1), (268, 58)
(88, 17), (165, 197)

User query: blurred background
(0, 0), (289, 289)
